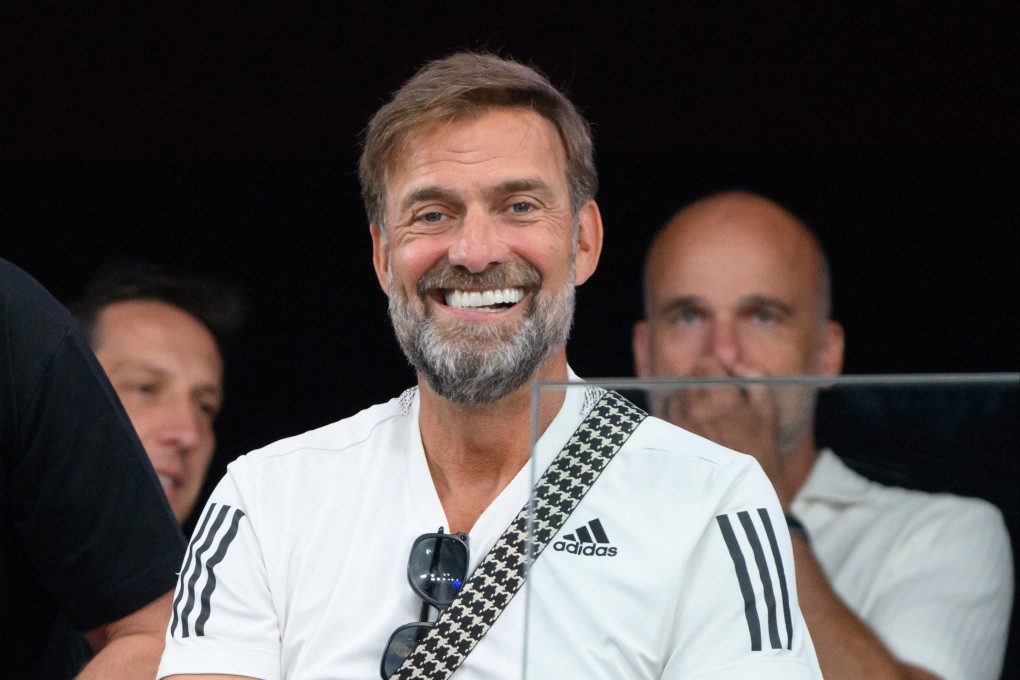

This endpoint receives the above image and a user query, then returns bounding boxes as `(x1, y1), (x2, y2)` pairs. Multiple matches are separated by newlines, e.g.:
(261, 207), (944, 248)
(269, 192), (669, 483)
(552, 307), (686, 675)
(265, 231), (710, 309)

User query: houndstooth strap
(392, 389), (647, 679)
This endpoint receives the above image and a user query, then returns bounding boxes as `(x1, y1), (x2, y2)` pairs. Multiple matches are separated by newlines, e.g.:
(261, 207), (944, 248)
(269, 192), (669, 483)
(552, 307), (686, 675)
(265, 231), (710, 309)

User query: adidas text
(552, 542), (618, 557)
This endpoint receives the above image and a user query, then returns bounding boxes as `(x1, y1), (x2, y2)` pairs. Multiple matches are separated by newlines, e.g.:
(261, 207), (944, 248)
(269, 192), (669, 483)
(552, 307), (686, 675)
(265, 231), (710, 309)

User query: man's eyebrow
(193, 383), (225, 402)
(109, 360), (170, 377)
(490, 178), (552, 196)
(658, 295), (703, 316)
(397, 178), (555, 214)
(740, 295), (793, 316)
(399, 186), (458, 213)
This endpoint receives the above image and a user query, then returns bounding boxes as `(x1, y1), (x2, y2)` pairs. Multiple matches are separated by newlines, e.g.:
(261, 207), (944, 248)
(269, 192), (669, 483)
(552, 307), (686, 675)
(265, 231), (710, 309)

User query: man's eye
(510, 202), (534, 214)
(419, 211), (443, 223)
(752, 309), (778, 324)
(197, 401), (220, 419)
(673, 309), (701, 325)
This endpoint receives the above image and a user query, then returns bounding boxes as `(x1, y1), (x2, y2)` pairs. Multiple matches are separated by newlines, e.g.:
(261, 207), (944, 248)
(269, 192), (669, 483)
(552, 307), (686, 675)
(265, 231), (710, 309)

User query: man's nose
(706, 321), (740, 367)
(159, 397), (203, 450)
(447, 211), (510, 273)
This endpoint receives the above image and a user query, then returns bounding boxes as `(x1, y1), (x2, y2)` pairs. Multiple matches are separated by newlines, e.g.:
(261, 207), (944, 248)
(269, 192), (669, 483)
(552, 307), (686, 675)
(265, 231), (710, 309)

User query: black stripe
(588, 518), (610, 544)
(716, 514), (761, 650)
(575, 526), (593, 543)
(179, 504), (230, 638)
(758, 508), (794, 649)
(171, 503), (218, 636)
(738, 510), (782, 650)
(194, 507), (246, 636)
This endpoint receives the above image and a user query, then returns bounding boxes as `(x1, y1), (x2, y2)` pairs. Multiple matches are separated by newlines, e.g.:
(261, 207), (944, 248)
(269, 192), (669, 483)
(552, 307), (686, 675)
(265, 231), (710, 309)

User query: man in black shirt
(0, 258), (186, 679)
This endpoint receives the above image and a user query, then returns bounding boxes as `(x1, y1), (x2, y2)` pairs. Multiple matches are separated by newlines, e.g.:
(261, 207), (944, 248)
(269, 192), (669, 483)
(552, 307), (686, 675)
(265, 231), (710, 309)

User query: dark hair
(69, 259), (246, 356)
(358, 51), (597, 229)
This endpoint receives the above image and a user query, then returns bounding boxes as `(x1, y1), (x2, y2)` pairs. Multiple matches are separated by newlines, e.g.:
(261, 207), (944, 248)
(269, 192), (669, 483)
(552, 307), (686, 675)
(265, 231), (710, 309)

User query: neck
(417, 351), (570, 533)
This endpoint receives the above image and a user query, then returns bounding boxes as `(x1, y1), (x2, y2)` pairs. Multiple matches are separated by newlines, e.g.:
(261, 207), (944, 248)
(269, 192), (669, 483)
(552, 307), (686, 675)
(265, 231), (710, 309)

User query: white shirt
(159, 381), (822, 679)
(791, 449), (1014, 680)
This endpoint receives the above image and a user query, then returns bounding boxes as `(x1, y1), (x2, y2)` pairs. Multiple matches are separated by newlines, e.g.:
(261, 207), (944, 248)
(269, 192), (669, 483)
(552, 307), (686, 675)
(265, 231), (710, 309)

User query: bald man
(633, 191), (1012, 680)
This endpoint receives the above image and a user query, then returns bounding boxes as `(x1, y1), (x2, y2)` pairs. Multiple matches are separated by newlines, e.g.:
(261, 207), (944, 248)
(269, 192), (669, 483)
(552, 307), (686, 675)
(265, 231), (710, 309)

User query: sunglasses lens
(381, 622), (431, 678)
(408, 535), (468, 606)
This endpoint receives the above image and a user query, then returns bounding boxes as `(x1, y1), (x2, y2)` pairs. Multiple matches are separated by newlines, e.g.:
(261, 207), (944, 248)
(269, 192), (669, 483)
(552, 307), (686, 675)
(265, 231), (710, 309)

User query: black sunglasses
(380, 527), (470, 679)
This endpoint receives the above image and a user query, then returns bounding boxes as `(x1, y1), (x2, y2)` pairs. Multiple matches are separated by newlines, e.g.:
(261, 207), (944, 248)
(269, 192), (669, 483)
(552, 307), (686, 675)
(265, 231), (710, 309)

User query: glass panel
(524, 374), (1018, 679)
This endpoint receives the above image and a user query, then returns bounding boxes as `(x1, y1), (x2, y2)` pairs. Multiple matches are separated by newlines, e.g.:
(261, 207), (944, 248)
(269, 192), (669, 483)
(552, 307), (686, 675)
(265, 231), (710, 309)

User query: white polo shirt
(791, 449), (1013, 680)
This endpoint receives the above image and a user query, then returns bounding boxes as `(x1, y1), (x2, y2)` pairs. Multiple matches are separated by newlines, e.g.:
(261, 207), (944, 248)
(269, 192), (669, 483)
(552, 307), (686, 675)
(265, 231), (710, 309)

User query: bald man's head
(633, 190), (845, 453)
(641, 191), (832, 325)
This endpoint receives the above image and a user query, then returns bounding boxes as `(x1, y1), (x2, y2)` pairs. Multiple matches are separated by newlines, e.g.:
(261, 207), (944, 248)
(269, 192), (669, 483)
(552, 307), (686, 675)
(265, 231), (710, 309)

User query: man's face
(371, 107), (601, 403)
(633, 202), (843, 450)
(93, 300), (223, 522)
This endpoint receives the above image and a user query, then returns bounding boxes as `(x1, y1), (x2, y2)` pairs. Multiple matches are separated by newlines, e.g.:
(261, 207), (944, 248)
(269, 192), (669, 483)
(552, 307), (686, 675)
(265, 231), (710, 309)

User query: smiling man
(157, 53), (823, 680)
(71, 260), (243, 524)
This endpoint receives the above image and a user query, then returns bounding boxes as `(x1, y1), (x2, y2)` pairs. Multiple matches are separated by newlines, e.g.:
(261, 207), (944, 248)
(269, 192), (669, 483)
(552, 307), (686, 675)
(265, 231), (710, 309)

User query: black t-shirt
(0, 259), (186, 677)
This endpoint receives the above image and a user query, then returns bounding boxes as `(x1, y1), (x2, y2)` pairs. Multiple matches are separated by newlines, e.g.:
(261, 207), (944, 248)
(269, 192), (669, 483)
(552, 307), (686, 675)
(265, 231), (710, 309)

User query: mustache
(417, 260), (542, 293)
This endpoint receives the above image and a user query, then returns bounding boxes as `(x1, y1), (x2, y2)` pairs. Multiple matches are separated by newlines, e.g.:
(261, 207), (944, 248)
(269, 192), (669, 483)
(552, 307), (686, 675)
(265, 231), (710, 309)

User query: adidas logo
(553, 518), (618, 557)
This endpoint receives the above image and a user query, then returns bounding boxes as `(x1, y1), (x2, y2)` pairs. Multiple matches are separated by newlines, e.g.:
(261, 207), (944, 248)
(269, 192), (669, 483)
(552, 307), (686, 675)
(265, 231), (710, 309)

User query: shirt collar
(795, 448), (875, 504)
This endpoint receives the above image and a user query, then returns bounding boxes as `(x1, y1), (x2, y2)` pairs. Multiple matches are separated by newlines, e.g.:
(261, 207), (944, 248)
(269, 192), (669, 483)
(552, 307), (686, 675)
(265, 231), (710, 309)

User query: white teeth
(444, 288), (524, 309)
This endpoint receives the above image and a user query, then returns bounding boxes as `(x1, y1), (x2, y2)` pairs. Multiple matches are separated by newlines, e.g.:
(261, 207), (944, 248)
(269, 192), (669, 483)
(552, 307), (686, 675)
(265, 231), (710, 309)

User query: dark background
(4, 3), (1017, 465)
(2, 3), (1018, 676)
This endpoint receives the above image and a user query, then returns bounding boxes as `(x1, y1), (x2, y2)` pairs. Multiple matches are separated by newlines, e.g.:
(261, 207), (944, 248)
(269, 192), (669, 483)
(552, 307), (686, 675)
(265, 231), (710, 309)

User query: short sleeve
(158, 465), (283, 680)
(663, 458), (822, 680)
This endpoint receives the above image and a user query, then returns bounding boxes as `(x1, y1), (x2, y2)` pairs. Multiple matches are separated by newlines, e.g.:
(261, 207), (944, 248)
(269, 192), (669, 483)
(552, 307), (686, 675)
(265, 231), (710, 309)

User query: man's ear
(632, 320), (652, 377)
(819, 320), (845, 376)
(573, 200), (604, 286)
(370, 224), (390, 294)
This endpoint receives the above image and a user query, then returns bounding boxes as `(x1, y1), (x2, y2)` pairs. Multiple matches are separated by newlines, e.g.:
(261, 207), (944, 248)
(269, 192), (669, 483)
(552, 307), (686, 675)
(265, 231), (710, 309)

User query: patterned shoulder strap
(392, 389), (647, 679)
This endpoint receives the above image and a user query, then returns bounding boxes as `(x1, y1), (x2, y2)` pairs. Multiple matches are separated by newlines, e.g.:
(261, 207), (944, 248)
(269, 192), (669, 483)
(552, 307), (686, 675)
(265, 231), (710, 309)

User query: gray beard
(387, 260), (576, 405)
